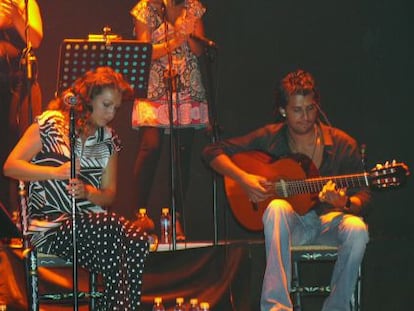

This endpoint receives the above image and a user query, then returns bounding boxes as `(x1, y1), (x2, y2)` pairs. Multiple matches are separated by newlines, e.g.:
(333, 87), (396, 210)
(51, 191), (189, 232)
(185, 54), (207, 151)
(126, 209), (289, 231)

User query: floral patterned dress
(130, 0), (209, 129)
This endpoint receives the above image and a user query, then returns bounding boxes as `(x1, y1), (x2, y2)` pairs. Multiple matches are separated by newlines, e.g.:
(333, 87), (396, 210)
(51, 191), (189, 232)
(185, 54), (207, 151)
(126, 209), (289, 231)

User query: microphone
(63, 91), (79, 106)
(190, 34), (217, 48)
(360, 143), (368, 171)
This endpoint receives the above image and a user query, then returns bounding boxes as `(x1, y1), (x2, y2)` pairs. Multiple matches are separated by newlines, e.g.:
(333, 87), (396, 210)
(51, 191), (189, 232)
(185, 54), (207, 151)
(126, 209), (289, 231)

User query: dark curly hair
(48, 66), (134, 132)
(274, 69), (320, 119)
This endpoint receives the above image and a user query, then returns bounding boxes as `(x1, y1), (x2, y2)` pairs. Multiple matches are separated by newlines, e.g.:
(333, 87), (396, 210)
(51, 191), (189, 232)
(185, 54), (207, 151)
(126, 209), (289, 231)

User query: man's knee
(342, 215), (369, 246)
(263, 199), (293, 222)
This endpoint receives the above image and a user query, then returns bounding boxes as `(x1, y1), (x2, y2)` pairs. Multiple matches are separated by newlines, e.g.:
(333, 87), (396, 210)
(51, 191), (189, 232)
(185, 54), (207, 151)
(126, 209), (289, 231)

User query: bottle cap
(200, 302), (210, 309)
(162, 207), (170, 215)
(190, 298), (198, 305)
(176, 297), (184, 304)
(154, 297), (162, 304)
(139, 208), (147, 215)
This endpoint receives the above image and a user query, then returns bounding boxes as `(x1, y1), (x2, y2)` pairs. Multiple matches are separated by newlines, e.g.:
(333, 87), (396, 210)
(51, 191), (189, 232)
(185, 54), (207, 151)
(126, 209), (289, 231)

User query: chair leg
(25, 249), (39, 311)
(291, 260), (302, 311)
(89, 272), (98, 310)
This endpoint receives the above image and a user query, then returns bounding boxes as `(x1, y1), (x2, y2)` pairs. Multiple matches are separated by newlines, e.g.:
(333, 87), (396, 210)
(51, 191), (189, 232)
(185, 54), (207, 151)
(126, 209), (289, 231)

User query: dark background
(29, 0), (414, 309)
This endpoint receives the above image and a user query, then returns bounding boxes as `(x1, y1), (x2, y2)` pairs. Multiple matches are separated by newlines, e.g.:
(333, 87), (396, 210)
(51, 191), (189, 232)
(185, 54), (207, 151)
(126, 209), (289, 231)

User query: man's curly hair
(274, 69), (320, 118)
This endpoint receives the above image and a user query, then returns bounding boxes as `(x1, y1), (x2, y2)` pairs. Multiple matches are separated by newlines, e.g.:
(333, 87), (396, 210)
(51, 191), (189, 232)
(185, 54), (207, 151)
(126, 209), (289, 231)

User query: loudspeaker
(0, 200), (21, 238)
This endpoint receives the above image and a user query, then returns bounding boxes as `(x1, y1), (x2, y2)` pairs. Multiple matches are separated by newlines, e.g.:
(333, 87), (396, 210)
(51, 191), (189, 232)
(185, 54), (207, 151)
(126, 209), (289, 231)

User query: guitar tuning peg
(392, 159), (397, 165)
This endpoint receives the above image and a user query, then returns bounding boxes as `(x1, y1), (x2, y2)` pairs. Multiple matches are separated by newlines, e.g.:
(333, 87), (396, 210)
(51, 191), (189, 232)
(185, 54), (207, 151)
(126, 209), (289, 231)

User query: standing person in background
(130, 0), (210, 240)
(202, 69), (370, 310)
(3, 67), (149, 310)
(0, 0), (43, 214)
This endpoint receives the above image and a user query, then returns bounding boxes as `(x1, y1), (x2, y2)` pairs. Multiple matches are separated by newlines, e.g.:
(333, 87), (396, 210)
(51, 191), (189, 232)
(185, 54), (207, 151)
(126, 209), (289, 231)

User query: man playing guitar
(203, 69), (371, 311)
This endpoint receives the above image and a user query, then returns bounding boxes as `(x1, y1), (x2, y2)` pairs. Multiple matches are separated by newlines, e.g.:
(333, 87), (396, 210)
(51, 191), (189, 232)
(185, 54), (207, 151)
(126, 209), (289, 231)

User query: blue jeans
(260, 199), (369, 311)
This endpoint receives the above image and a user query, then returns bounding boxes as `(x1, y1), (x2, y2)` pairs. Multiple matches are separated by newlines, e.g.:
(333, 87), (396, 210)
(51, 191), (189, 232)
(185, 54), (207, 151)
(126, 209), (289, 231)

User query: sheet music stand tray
(56, 39), (152, 98)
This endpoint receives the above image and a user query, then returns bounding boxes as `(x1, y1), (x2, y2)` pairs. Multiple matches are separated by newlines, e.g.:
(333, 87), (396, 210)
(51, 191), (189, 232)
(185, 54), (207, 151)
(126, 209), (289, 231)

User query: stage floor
(0, 239), (266, 311)
(4, 238), (408, 311)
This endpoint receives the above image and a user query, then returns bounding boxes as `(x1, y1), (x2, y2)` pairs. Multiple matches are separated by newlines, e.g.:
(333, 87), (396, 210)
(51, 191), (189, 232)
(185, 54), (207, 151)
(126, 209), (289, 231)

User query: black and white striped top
(28, 110), (122, 249)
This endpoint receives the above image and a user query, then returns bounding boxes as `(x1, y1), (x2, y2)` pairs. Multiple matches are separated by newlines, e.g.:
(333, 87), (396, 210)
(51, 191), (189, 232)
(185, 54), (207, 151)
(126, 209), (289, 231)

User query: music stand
(56, 39), (152, 98)
(55, 38), (152, 310)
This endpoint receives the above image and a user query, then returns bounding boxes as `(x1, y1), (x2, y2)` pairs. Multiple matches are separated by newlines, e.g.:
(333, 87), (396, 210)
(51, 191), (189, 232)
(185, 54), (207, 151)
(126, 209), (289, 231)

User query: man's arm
(208, 154), (273, 203)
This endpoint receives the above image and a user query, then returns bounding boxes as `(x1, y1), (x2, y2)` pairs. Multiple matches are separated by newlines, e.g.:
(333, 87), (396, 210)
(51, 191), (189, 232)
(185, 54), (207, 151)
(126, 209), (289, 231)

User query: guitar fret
(287, 175), (370, 196)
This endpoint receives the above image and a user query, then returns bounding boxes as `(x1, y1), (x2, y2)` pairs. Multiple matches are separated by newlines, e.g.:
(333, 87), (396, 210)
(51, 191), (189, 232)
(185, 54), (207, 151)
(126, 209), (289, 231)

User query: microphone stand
(360, 143), (368, 172)
(21, 0), (35, 123)
(19, 0), (36, 213)
(69, 105), (79, 310)
(19, 2), (41, 309)
(163, 12), (178, 250)
(201, 45), (221, 245)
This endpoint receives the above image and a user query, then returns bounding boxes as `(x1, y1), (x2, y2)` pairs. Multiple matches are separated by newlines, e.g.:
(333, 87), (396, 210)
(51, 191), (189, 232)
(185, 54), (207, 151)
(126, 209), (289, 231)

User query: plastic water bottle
(152, 297), (165, 311)
(160, 207), (172, 244)
(188, 298), (199, 311)
(199, 302), (210, 311)
(174, 297), (185, 311)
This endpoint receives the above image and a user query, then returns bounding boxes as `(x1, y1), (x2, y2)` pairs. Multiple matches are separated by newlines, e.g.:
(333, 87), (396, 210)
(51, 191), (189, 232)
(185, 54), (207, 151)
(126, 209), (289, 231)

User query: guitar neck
(277, 173), (370, 197)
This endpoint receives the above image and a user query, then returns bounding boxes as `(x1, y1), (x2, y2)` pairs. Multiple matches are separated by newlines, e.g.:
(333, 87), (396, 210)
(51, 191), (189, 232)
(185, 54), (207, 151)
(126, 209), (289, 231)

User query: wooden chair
(18, 182), (103, 311)
(24, 248), (103, 311)
(290, 245), (362, 311)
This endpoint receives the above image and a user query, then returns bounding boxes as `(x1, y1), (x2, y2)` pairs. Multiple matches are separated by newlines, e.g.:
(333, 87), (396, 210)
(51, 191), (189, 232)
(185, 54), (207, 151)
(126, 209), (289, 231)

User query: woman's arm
(84, 152), (118, 207)
(187, 18), (205, 57)
(0, 0), (43, 48)
(133, 1), (206, 60)
(134, 17), (186, 60)
(3, 123), (72, 181)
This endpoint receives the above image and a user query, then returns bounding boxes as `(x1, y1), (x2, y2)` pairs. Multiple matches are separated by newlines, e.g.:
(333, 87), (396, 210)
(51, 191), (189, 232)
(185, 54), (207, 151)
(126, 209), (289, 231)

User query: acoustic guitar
(224, 151), (409, 231)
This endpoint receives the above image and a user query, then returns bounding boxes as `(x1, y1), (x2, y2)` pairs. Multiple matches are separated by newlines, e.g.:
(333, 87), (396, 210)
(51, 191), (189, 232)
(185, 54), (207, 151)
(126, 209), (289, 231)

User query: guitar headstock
(369, 160), (410, 189)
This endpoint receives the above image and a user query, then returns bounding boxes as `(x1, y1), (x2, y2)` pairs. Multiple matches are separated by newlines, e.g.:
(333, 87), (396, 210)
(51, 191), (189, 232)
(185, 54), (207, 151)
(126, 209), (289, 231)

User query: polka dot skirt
(49, 212), (149, 310)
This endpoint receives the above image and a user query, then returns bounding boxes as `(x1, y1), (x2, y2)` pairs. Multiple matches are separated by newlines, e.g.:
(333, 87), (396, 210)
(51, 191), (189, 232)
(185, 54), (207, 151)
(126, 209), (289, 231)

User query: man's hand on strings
(240, 173), (274, 203)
